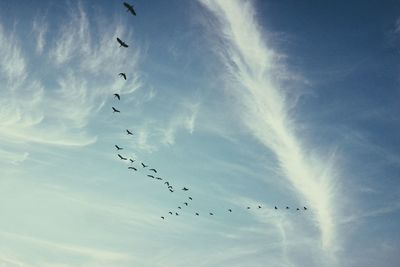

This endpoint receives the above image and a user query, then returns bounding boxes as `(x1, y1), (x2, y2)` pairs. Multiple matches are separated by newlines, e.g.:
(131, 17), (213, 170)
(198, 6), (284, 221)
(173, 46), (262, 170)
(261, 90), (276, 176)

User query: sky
(0, 0), (399, 266)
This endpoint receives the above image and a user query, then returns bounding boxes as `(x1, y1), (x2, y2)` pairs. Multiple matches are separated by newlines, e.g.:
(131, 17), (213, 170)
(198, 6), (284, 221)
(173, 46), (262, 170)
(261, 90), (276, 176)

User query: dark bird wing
(147, 175), (154, 178)
(126, 129), (133, 135)
(118, 154), (123, 159)
(112, 107), (120, 113)
(123, 2), (136, 16)
(113, 93), (120, 100)
(116, 37), (128, 47)
(119, 73), (127, 80)
(149, 168), (157, 173)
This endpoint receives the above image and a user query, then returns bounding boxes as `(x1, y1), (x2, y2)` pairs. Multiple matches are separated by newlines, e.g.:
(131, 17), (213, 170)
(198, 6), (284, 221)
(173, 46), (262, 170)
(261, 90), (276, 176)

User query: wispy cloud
(32, 14), (48, 55)
(198, 0), (339, 256)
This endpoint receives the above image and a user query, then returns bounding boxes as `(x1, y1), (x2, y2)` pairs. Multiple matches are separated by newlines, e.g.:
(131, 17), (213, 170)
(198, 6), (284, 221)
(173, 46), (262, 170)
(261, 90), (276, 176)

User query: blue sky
(0, 0), (399, 266)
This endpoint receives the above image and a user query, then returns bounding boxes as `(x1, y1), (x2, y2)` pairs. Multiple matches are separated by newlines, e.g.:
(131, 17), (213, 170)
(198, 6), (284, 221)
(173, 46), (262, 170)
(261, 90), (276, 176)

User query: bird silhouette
(118, 154), (127, 160)
(116, 37), (128, 48)
(168, 211), (173, 215)
(274, 206), (278, 210)
(297, 208), (300, 210)
(126, 129), (133, 135)
(303, 207), (307, 210)
(141, 163), (148, 168)
(286, 207), (290, 210)
(247, 207), (251, 209)
(147, 175), (154, 178)
(115, 145), (123, 150)
(168, 186), (173, 189)
(156, 177), (162, 180)
(129, 159), (135, 163)
(182, 187), (189, 191)
(169, 189), (174, 193)
(175, 212), (179, 216)
(188, 197), (193, 200)
(112, 107), (120, 113)
(128, 166), (137, 171)
(113, 93), (120, 100)
(164, 181), (170, 186)
(184, 202), (188, 206)
(228, 209), (232, 212)
(119, 73), (127, 80)
(209, 212), (214, 216)
(149, 168), (157, 173)
(123, 2), (136, 16)
(161, 216), (164, 219)
(178, 206), (181, 209)
(195, 213), (199, 216)
(258, 205), (262, 209)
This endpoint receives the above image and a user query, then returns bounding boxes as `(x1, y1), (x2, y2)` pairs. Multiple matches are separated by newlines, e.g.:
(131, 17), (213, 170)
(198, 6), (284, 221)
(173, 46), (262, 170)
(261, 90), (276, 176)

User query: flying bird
(147, 175), (154, 178)
(119, 73), (127, 80)
(128, 166), (137, 171)
(286, 206), (290, 210)
(258, 205), (262, 209)
(129, 159), (135, 163)
(178, 207), (181, 209)
(175, 212), (179, 216)
(123, 2), (136, 16)
(195, 213), (199, 216)
(168, 186), (173, 189)
(161, 216), (164, 220)
(247, 207), (251, 209)
(116, 37), (129, 48)
(168, 211), (173, 215)
(274, 206), (278, 210)
(169, 189), (174, 193)
(297, 208), (300, 210)
(182, 187), (189, 191)
(149, 168), (157, 173)
(303, 207), (307, 210)
(118, 154), (127, 160)
(115, 145), (123, 150)
(156, 177), (162, 180)
(188, 197), (193, 200)
(141, 163), (148, 168)
(228, 209), (232, 212)
(184, 202), (188, 206)
(209, 212), (214, 216)
(113, 93), (120, 100)
(126, 129), (133, 135)
(164, 182), (170, 186)
(112, 107), (120, 113)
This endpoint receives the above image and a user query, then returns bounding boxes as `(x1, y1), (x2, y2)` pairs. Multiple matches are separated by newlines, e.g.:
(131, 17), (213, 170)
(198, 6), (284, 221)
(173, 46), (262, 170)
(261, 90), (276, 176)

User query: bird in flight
(274, 206), (278, 210)
(129, 158), (135, 163)
(149, 168), (157, 173)
(116, 37), (129, 48)
(297, 208), (300, 210)
(195, 213), (199, 216)
(115, 145), (123, 150)
(118, 154), (127, 160)
(182, 187), (189, 191)
(258, 205), (262, 209)
(286, 206), (290, 210)
(164, 181), (170, 186)
(161, 216), (164, 220)
(228, 209), (232, 212)
(113, 93), (120, 100)
(141, 163), (148, 168)
(178, 206), (182, 209)
(303, 207), (307, 210)
(168, 211), (173, 215)
(126, 129), (133, 135)
(184, 202), (188, 206)
(156, 177), (162, 180)
(112, 107), (120, 113)
(123, 2), (136, 16)
(147, 175), (154, 178)
(209, 212), (214, 216)
(188, 197), (193, 200)
(175, 212), (179, 216)
(119, 73), (127, 80)
(169, 189), (174, 193)
(247, 207), (251, 210)
(128, 166), (137, 171)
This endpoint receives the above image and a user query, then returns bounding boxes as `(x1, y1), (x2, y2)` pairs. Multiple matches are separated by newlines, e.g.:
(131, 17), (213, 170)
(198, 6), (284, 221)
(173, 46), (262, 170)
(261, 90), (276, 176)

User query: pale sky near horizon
(0, 1), (400, 266)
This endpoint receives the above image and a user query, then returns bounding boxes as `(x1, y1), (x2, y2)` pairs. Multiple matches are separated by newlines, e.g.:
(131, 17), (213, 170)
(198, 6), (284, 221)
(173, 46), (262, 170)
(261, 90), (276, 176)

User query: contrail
(199, 0), (339, 252)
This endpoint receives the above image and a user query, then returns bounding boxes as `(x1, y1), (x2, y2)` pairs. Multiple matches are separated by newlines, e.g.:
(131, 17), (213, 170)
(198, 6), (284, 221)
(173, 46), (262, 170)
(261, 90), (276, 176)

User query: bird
(168, 186), (173, 189)
(126, 129), (133, 135)
(182, 187), (189, 191)
(161, 216), (164, 220)
(112, 107), (120, 113)
(258, 205), (262, 209)
(286, 206), (290, 210)
(115, 145), (123, 150)
(128, 166), (137, 171)
(303, 207), (307, 210)
(168, 211), (173, 215)
(247, 207), (251, 209)
(147, 175), (154, 178)
(178, 206), (181, 209)
(274, 206), (278, 210)
(228, 209), (232, 212)
(164, 182), (170, 186)
(149, 168), (157, 173)
(296, 208), (300, 210)
(169, 189), (174, 193)
(116, 37), (128, 48)
(188, 197), (193, 200)
(184, 202), (188, 206)
(123, 2), (136, 16)
(129, 159), (135, 163)
(156, 177), (162, 180)
(175, 212), (179, 216)
(118, 154), (127, 160)
(119, 73), (127, 80)
(195, 213), (199, 216)
(113, 93), (120, 100)
(141, 163), (148, 168)
(209, 212), (214, 216)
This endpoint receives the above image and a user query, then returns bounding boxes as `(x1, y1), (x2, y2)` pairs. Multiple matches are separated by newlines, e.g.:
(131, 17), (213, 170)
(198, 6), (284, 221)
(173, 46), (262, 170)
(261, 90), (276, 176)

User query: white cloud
(198, 0), (340, 257)
(32, 15), (48, 55)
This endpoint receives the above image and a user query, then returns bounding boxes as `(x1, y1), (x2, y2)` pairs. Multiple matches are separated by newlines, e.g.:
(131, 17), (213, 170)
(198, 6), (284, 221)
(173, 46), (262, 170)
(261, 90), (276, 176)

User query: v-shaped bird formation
(108, 2), (309, 222)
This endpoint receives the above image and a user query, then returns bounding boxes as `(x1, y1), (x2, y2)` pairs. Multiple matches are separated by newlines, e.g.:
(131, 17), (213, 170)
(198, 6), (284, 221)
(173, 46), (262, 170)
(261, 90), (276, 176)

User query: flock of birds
(110, 2), (308, 221)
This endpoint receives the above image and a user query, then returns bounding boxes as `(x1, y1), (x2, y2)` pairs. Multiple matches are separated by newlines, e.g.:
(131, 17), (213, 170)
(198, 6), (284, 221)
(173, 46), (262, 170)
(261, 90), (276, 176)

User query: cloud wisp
(198, 0), (340, 257)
